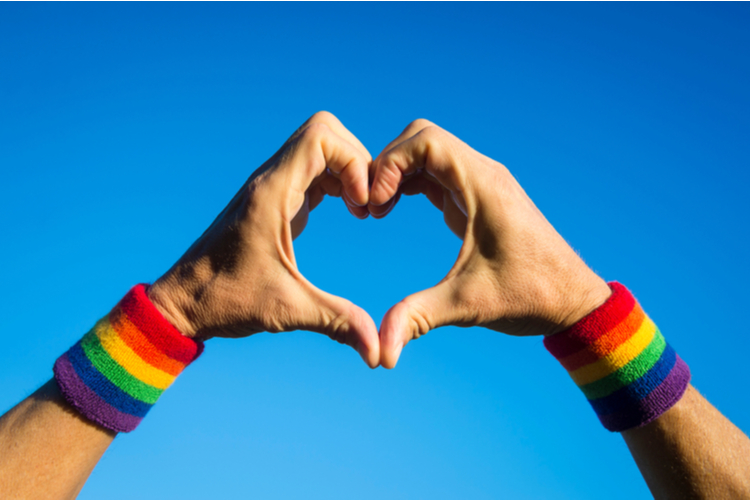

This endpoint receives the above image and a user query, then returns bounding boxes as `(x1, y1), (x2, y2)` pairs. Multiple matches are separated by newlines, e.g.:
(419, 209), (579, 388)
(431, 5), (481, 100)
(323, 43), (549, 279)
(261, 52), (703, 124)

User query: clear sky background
(1, 3), (749, 499)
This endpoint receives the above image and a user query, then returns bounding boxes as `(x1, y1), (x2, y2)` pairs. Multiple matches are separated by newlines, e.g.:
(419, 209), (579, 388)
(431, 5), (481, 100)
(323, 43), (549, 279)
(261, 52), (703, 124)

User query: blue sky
(1, 3), (749, 499)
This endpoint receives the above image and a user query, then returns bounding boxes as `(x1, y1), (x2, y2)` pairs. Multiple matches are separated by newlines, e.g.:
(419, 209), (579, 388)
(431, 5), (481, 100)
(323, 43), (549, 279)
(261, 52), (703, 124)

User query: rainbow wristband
(543, 282), (690, 432)
(53, 284), (203, 433)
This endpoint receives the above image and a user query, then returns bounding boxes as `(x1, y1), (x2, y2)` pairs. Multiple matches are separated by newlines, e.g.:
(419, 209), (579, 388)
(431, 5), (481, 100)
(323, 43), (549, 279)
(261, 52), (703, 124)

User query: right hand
(368, 120), (612, 368)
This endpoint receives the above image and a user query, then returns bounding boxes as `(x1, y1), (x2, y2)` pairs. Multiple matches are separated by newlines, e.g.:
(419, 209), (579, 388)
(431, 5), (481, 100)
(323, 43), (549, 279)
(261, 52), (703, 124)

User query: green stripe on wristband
(81, 329), (164, 404)
(581, 329), (666, 400)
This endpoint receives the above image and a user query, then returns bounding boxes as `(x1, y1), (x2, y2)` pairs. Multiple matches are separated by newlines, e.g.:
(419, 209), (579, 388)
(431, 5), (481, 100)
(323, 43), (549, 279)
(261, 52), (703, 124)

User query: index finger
(369, 124), (466, 208)
(269, 122), (371, 218)
(372, 118), (437, 166)
(289, 111), (372, 164)
(294, 111), (371, 218)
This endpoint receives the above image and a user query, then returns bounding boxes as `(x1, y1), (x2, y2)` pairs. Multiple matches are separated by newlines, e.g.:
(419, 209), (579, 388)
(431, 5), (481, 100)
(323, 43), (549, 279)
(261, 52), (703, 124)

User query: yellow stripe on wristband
(569, 316), (657, 386)
(94, 318), (177, 390)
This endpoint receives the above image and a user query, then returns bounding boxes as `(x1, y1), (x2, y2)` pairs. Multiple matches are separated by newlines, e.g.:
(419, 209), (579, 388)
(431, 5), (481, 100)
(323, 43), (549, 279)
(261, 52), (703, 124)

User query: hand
(368, 120), (613, 368)
(148, 112), (380, 367)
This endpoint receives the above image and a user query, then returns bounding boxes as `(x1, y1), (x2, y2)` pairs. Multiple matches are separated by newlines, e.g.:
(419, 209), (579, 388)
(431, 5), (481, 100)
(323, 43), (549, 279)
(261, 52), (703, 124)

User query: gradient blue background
(1, 3), (749, 499)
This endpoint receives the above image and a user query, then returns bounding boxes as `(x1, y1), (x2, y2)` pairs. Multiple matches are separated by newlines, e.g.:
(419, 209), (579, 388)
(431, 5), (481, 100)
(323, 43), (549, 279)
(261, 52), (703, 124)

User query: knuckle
(401, 299), (433, 339)
(408, 118), (435, 131)
(309, 110), (338, 125)
(410, 318), (431, 340)
(324, 313), (351, 345)
(300, 122), (331, 142)
(419, 125), (445, 142)
(375, 161), (402, 191)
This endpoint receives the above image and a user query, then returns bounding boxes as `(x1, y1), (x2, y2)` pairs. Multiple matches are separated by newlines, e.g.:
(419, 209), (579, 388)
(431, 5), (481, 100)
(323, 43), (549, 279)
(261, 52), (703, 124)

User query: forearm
(0, 112), (376, 499)
(544, 282), (750, 497)
(0, 379), (115, 500)
(623, 384), (750, 499)
(0, 284), (204, 498)
(365, 120), (750, 497)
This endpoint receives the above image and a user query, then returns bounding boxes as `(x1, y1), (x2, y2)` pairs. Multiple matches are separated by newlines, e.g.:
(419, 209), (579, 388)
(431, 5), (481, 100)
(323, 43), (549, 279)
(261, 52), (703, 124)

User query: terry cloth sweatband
(53, 284), (203, 433)
(543, 282), (690, 432)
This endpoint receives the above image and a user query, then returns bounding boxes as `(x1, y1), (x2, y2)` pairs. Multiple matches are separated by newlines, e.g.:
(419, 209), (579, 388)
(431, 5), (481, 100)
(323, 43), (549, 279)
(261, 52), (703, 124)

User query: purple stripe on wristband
(597, 355), (691, 432)
(545, 283), (692, 432)
(54, 353), (143, 433)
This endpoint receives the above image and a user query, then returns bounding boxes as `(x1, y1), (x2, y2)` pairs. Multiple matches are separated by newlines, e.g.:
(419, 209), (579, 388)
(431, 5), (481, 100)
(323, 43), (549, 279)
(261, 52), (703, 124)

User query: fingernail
(343, 191), (366, 208)
(369, 198), (388, 207)
(346, 204), (366, 220)
(352, 195), (368, 208)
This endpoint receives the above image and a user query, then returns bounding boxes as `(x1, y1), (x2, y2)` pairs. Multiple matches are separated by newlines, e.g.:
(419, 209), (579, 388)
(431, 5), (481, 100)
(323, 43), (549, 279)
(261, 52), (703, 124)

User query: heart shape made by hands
(150, 112), (610, 370)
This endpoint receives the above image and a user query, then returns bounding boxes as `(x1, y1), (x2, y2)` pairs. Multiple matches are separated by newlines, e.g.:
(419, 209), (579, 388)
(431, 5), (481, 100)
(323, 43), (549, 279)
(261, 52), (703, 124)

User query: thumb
(379, 281), (458, 369)
(295, 283), (381, 368)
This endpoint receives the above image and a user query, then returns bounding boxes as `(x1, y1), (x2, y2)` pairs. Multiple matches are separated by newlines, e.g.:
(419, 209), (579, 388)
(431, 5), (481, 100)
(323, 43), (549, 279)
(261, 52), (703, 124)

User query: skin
(146, 111), (380, 367)
(0, 112), (379, 500)
(0, 381), (114, 500)
(367, 119), (750, 498)
(1, 113), (748, 499)
(624, 386), (750, 499)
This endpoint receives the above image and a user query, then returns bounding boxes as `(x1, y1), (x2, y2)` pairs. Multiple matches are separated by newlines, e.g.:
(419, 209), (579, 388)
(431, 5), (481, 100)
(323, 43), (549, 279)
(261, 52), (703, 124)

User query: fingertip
(367, 195), (398, 219)
(348, 306), (380, 369)
(380, 341), (403, 370)
(339, 160), (370, 207)
(367, 204), (387, 219)
(378, 303), (410, 369)
(360, 346), (381, 369)
(347, 186), (369, 208)
(345, 202), (370, 220)
(343, 189), (368, 211)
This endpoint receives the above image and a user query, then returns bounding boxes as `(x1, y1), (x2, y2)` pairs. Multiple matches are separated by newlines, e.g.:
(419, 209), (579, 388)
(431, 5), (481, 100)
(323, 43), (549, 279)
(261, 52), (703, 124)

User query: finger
(342, 190), (370, 219)
(367, 119), (437, 198)
(270, 123), (371, 217)
(399, 175), (445, 211)
(308, 169), (369, 219)
(295, 281), (381, 368)
(317, 174), (343, 197)
(367, 192), (399, 219)
(307, 174), (343, 212)
(379, 281), (459, 369)
(368, 173), (442, 219)
(373, 118), (437, 164)
(368, 174), (444, 219)
(292, 111), (372, 163)
(399, 175), (466, 237)
(315, 126), (370, 206)
(369, 125), (464, 208)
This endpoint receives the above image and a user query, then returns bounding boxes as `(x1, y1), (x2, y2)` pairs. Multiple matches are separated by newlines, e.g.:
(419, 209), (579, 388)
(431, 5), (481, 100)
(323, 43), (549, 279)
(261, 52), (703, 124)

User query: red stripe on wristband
(53, 284), (203, 433)
(544, 282), (690, 432)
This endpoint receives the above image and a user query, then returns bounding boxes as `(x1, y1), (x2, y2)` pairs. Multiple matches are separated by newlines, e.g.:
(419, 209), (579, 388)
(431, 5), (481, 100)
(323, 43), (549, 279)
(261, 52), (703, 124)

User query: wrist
(148, 277), (200, 339)
(551, 274), (612, 335)
(544, 282), (691, 432)
(53, 284), (204, 433)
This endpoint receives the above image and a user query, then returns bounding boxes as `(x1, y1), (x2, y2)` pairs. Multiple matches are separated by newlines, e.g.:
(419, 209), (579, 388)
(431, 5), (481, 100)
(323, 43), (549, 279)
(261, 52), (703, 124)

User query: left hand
(148, 112), (380, 367)
(367, 120), (611, 368)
